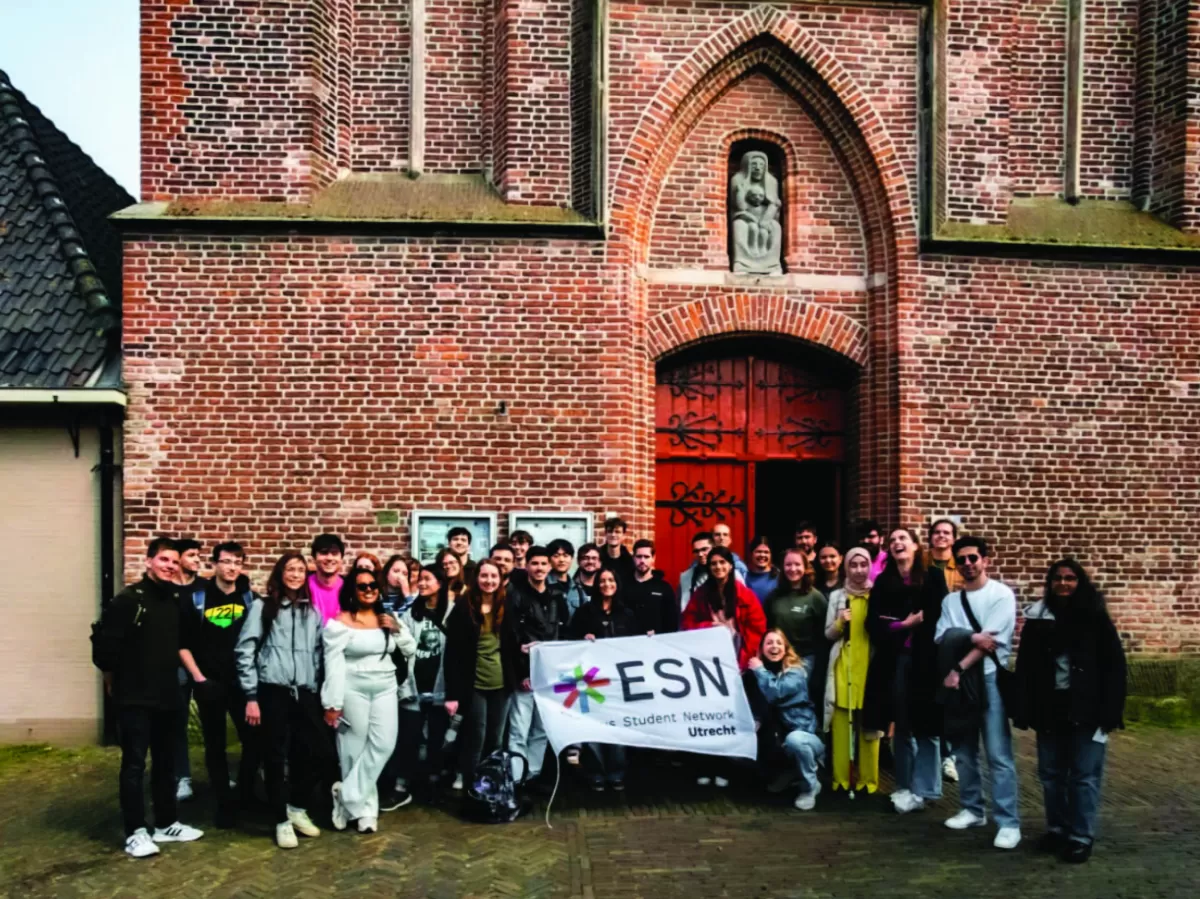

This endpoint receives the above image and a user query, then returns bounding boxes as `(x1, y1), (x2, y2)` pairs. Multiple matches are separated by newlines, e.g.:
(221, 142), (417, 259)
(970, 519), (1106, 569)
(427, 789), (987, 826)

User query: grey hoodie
(236, 597), (324, 697)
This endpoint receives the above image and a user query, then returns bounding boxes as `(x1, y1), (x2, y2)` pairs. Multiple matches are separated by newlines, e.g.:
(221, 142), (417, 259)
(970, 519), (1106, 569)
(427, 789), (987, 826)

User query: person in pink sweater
(307, 533), (346, 624)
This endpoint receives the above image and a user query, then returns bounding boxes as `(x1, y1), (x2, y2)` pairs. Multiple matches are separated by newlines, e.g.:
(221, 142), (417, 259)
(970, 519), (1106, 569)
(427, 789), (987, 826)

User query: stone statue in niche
(729, 150), (783, 275)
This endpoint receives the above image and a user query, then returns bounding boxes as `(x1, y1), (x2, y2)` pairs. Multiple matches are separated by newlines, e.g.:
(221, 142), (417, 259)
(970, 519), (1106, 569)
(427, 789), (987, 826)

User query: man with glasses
(678, 531), (714, 612)
(935, 536), (1021, 851)
(178, 542), (262, 826)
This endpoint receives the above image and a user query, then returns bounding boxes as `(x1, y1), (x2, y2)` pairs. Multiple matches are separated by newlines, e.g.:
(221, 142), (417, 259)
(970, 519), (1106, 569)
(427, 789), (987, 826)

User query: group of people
(93, 516), (1127, 867)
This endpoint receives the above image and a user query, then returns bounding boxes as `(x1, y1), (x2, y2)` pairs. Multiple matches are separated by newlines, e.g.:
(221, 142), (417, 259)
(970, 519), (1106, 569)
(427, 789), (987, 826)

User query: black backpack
(462, 749), (527, 824)
(90, 595), (145, 672)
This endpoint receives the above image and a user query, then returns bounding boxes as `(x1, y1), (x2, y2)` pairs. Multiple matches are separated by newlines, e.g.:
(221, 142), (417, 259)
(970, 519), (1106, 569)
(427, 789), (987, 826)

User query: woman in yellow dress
(823, 547), (879, 793)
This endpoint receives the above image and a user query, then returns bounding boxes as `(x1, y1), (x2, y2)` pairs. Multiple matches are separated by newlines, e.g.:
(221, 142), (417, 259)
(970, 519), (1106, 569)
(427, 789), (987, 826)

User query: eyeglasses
(955, 554), (981, 565)
(1051, 574), (1078, 583)
(356, 582), (380, 593)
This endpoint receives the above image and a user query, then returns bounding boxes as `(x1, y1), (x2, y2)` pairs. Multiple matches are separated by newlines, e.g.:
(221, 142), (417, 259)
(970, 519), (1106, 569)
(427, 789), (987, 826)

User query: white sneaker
(794, 781), (822, 811)
(175, 777), (193, 801)
(993, 827), (1022, 850)
(895, 794), (925, 814)
(275, 822), (299, 849)
(713, 776), (730, 788)
(124, 828), (161, 858)
(942, 756), (959, 783)
(452, 773), (464, 791)
(287, 807), (321, 838)
(890, 788), (913, 809)
(331, 783), (348, 831)
(696, 776), (713, 786)
(152, 821), (204, 843)
(357, 816), (378, 833)
(945, 810), (987, 830)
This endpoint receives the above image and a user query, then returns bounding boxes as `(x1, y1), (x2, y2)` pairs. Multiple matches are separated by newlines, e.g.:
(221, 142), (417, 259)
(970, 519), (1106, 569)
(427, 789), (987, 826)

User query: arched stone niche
(728, 137), (787, 275)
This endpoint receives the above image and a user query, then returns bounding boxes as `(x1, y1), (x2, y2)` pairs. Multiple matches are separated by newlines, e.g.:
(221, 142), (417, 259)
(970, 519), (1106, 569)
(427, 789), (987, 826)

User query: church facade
(118, 1), (1200, 652)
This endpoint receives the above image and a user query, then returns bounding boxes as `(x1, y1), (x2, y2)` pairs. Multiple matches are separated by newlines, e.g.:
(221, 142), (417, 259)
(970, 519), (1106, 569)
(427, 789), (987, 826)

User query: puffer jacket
(236, 597), (324, 697)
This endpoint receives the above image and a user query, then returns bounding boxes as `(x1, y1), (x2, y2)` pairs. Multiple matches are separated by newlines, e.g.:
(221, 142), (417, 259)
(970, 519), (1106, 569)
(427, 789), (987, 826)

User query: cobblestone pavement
(1, 727), (1197, 898)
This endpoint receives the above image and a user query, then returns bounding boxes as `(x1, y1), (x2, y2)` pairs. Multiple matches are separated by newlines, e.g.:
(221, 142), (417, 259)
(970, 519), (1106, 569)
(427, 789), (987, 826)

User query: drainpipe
(98, 423), (118, 743)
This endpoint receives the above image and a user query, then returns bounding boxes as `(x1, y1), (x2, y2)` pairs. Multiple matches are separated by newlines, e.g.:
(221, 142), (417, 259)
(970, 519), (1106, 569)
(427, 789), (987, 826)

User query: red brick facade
(125, 1), (1200, 652)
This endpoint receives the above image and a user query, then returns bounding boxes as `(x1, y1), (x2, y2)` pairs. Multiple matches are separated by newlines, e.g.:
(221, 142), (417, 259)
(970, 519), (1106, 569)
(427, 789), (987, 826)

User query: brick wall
(121, 235), (625, 581)
(426, 0), (488, 172)
(352, 0), (411, 171)
(906, 257), (1200, 652)
(142, 0), (324, 202)
(127, 2), (1200, 651)
(646, 74), (866, 278)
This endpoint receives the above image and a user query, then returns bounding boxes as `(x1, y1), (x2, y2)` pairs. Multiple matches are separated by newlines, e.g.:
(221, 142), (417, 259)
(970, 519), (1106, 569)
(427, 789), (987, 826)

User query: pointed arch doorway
(654, 337), (855, 582)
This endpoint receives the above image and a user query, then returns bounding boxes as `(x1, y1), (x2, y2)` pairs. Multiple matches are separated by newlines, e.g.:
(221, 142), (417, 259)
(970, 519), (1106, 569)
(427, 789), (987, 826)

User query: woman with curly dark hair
(235, 551), (328, 849)
(1014, 559), (1126, 863)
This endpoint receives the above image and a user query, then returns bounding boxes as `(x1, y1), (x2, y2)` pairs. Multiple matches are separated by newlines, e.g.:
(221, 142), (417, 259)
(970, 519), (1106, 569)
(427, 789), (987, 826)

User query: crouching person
(748, 629), (825, 810)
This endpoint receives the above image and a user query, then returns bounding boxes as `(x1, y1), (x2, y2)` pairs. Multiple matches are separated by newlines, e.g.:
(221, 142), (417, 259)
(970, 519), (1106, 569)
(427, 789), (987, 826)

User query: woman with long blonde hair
(747, 629), (825, 810)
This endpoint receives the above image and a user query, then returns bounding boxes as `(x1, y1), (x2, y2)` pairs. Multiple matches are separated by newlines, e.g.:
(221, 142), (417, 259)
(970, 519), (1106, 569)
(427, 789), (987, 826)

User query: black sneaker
(380, 790), (413, 812)
(1062, 840), (1092, 864)
(610, 780), (625, 792)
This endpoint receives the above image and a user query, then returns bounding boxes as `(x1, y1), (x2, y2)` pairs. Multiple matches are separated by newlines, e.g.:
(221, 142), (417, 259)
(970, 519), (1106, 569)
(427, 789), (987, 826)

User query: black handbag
(958, 591), (1017, 718)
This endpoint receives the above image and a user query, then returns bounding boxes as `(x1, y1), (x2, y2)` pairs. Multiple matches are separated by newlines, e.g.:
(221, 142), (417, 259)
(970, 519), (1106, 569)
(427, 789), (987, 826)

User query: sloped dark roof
(0, 69), (134, 389)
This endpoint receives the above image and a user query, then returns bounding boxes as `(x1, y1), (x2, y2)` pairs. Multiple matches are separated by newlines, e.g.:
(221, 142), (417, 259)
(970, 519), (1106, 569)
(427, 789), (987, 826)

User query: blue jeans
(954, 671), (1020, 829)
(1036, 724), (1107, 844)
(894, 731), (942, 799)
(783, 729), (825, 794)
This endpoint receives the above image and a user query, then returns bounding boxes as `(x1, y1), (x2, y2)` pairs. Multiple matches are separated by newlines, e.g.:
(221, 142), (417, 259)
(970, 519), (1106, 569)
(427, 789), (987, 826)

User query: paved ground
(1, 726), (1198, 898)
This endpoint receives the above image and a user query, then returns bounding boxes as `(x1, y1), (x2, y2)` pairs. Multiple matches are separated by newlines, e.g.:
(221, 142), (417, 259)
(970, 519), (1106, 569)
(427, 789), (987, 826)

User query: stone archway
(612, 8), (908, 537)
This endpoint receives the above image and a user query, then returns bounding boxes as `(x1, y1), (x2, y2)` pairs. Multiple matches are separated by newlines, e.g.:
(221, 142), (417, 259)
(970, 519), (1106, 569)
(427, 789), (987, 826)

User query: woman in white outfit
(322, 568), (416, 833)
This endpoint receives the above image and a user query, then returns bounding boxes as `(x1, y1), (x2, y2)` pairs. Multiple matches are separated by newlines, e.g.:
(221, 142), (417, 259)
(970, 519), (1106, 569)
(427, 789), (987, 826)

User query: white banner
(529, 628), (757, 760)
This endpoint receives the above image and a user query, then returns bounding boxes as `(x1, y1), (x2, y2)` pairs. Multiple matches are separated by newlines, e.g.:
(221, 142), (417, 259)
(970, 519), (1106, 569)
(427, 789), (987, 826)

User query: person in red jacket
(681, 546), (767, 787)
(682, 546), (767, 670)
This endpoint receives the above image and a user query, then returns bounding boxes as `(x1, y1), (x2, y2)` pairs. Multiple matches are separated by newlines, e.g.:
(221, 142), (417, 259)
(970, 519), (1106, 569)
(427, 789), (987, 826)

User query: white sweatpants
(337, 671), (398, 820)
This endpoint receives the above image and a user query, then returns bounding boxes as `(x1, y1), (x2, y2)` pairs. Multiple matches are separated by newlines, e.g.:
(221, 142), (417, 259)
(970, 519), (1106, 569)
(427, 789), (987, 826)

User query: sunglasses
(955, 554), (981, 565)
(355, 582), (380, 593)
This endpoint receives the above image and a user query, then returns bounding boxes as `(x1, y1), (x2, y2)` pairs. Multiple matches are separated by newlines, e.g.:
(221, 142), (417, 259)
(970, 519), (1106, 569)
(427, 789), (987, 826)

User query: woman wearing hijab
(824, 547), (879, 794)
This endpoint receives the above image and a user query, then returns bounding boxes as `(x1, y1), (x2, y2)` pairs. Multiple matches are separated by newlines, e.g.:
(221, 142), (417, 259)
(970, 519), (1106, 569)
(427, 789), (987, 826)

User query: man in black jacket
(504, 547), (564, 786)
(600, 517), (636, 586)
(94, 537), (205, 858)
(178, 541), (262, 826)
(626, 539), (679, 635)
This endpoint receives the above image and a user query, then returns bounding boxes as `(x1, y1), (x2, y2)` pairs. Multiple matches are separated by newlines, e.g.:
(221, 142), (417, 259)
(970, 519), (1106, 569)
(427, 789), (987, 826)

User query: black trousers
(195, 679), (262, 807)
(401, 701), (451, 782)
(118, 705), (178, 836)
(459, 689), (508, 785)
(258, 684), (335, 823)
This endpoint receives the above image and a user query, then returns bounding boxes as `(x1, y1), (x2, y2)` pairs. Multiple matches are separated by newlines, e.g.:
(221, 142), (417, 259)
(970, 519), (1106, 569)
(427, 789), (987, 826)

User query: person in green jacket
(765, 549), (829, 719)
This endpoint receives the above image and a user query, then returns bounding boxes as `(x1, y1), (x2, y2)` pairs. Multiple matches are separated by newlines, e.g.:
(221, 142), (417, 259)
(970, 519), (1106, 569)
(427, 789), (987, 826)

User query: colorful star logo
(554, 665), (610, 713)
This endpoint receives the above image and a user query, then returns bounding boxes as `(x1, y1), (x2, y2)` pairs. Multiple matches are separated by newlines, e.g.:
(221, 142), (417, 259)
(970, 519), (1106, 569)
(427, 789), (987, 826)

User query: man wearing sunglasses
(934, 535), (1020, 851)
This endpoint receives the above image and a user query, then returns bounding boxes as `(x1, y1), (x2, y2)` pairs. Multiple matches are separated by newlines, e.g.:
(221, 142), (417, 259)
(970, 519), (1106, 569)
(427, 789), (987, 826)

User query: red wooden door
(654, 355), (845, 584)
